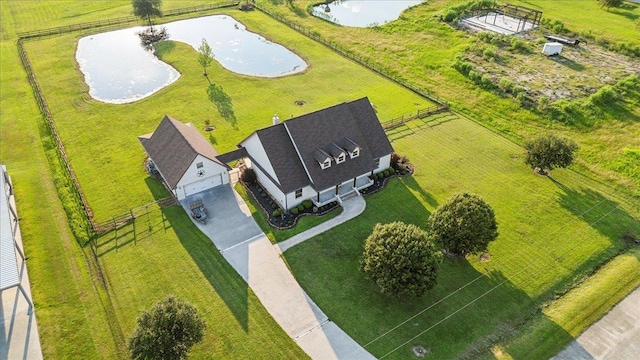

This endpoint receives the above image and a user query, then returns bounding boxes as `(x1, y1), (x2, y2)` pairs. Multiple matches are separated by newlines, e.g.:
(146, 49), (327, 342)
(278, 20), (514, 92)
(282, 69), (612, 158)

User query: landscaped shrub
(297, 204), (305, 212)
(291, 207), (299, 215)
(302, 199), (313, 209)
(377, 172), (384, 179)
(273, 209), (281, 217)
(240, 168), (257, 184)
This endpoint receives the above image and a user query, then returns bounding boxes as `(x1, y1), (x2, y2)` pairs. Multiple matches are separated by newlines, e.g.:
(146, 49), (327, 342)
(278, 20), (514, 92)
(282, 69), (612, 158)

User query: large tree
(598, 0), (623, 11)
(197, 39), (214, 77)
(132, 0), (163, 27)
(128, 296), (206, 360)
(428, 193), (498, 256)
(524, 134), (578, 175)
(362, 222), (441, 297)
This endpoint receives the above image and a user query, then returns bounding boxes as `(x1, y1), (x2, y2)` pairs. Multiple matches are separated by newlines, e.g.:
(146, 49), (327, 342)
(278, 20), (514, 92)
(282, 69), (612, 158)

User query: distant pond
(312, 0), (423, 27)
(76, 15), (308, 104)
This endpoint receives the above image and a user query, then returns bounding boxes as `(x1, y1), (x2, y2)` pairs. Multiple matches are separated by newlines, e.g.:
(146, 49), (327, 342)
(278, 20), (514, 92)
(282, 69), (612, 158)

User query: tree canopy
(524, 134), (578, 175)
(128, 295), (206, 360)
(132, 0), (163, 26)
(428, 193), (498, 256)
(197, 39), (214, 77)
(362, 222), (441, 297)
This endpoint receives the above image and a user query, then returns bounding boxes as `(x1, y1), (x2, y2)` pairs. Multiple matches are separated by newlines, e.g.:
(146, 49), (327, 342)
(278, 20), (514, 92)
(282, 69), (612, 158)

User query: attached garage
(139, 115), (230, 200)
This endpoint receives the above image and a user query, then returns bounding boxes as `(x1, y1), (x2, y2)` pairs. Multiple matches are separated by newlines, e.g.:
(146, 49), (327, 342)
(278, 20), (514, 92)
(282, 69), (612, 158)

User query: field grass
(234, 183), (343, 243)
(503, 247), (640, 359)
(259, 0), (640, 195)
(91, 206), (308, 358)
(283, 112), (640, 359)
(23, 7), (432, 221)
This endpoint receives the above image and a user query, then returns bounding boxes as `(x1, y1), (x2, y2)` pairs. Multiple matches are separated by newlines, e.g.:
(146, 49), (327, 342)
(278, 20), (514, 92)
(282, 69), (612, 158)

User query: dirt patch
(462, 32), (639, 103)
(295, 100), (306, 106)
(412, 345), (430, 357)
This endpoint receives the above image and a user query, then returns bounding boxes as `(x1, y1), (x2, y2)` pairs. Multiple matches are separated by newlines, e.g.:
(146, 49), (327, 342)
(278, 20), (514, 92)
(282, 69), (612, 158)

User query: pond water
(312, 0), (423, 27)
(76, 15), (308, 104)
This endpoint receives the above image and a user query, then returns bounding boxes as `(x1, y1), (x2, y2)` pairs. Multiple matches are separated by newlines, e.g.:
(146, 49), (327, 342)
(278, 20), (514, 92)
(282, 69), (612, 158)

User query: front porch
(313, 175), (374, 207)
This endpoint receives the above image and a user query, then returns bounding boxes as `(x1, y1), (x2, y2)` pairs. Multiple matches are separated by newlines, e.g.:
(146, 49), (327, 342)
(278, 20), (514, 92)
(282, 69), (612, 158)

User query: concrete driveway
(552, 286), (640, 360)
(181, 185), (374, 359)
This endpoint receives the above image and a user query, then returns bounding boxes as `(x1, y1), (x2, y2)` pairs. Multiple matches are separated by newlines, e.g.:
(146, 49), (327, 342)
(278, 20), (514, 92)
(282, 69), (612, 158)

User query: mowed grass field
(23, 7), (431, 221)
(284, 112), (640, 359)
(261, 0), (640, 195)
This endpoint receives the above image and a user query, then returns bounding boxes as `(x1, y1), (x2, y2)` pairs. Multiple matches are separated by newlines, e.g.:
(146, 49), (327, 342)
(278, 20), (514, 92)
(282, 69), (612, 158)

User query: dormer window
(336, 153), (346, 164)
(321, 159), (331, 169)
(315, 148), (332, 170)
(350, 148), (360, 159)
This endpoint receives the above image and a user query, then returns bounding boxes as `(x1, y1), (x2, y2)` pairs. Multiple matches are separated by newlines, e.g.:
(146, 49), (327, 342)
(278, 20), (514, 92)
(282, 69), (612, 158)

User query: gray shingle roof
(138, 115), (223, 189)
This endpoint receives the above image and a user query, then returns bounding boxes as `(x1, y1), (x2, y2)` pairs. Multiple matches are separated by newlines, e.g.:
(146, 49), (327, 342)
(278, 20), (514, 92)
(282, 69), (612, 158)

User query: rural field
(1, 0), (639, 359)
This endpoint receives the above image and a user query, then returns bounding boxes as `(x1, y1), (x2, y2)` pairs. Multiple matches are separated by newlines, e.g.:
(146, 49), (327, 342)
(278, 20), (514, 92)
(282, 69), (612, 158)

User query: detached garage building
(138, 115), (230, 200)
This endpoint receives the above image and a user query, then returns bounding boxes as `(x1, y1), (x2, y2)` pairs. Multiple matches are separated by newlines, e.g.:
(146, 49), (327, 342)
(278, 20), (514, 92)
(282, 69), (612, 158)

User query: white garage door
(184, 174), (223, 198)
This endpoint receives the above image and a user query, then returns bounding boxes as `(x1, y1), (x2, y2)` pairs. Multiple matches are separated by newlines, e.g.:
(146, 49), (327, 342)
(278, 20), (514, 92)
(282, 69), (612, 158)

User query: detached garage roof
(138, 115), (225, 189)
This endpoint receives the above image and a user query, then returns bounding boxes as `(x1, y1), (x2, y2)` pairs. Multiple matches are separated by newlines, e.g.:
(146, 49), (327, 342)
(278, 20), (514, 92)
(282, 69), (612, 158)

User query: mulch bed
(242, 181), (339, 230)
(242, 164), (414, 230)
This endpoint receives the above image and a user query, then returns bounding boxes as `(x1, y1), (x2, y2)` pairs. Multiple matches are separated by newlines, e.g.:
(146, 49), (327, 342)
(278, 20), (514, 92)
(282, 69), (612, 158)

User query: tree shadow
(208, 133), (217, 146)
(165, 206), (249, 332)
(400, 175), (438, 208)
(548, 176), (640, 245)
(207, 83), (237, 128)
(153, 41), (176, 60)
(291, 4), (308, 18)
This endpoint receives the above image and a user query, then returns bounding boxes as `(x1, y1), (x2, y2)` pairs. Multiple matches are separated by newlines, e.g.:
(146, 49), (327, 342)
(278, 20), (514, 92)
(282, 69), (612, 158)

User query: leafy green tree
(197, 39), (214, 77)
(428, 193), (498, 256)
(362, 222), (441, 297)
(128, 296), (206, 360)
(598, 0), (623, 11)
(132, 0), (163, 27)
(524, 134), (578, 175)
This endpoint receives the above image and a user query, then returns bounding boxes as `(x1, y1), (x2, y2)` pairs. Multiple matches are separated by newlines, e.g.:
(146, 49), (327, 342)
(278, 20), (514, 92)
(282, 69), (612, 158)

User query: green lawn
(283, 112), (640, 359)
(23, 7), (432, 221)
(258, 0), (640, 196)
(92, 206), (307, 359)
(234, 183), (343, 243)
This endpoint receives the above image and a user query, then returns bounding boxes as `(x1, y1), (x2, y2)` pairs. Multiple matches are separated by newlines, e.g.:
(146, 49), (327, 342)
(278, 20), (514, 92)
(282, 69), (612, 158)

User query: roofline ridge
(284, 122), (314, 186)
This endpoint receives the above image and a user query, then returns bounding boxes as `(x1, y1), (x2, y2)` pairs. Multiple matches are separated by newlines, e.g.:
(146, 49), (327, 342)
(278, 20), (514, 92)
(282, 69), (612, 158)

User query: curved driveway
(181, 185), (374, 359)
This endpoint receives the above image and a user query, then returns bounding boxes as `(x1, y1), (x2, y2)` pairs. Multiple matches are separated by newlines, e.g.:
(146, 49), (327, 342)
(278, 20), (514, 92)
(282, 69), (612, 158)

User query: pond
(76, 15), (308, 104)
(312, 0), (423, 27)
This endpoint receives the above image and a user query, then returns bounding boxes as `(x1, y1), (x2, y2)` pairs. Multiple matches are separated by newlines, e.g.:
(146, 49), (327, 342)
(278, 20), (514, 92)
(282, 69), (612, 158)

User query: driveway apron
(181, 185), (374, 359)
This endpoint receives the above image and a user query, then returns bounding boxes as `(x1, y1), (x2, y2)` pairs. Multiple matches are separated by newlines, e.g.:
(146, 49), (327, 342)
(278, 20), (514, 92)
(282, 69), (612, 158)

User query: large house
(138, 115), (230, 200)
(234, 97), (393, 211)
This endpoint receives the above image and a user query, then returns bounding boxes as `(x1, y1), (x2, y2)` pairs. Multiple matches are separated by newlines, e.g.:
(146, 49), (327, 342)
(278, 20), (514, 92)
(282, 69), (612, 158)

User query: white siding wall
(374, 154), (392, 174)
(241, 133), (279, 184)
(175, 155), (229, 200)
(284, 185), (315, 210)
(251, 165), (287, 210)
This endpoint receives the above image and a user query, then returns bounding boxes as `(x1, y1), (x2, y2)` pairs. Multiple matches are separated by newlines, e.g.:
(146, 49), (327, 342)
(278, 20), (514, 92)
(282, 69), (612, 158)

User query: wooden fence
(254, 4), (450, 109)
(17, 38), (97, 238)
(382, 104), (449, 130)
(94, 197), (177, 234)
(17, 2), (239, 39)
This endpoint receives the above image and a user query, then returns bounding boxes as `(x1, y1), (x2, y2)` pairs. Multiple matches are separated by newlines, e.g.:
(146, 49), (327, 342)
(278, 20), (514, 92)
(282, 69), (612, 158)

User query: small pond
(76, 15), (307, 104)
(312, 0), (423, 27)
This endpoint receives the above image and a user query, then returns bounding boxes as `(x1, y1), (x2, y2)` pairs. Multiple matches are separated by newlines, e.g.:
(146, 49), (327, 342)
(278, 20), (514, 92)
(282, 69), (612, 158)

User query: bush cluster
(441, 0), (494, 23)
(240, 168), (257, 184)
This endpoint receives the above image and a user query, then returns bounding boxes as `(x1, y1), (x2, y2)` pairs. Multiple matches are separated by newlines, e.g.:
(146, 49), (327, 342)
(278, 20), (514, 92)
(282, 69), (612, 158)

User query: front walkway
(277, 195), (366, 253)
(180, 185), (374, 359)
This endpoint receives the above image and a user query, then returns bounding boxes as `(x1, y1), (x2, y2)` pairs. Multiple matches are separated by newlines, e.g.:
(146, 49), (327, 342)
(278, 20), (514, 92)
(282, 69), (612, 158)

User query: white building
(138, 115), (230, 200)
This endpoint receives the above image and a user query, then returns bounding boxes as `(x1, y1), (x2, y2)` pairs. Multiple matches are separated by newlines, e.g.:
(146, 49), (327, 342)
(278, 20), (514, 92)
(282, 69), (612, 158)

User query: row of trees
(363, 134), (578, 298)
(362, 193), (498, 297)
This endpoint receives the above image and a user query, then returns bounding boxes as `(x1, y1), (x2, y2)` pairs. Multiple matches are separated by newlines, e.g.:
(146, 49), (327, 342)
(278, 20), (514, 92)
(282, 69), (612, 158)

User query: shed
(542, 42), (563, 56)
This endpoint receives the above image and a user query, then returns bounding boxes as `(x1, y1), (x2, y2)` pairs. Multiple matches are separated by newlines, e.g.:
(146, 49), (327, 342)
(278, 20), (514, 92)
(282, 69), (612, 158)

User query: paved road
(181, 185), (374, 359)
(552, 286), (640, 360)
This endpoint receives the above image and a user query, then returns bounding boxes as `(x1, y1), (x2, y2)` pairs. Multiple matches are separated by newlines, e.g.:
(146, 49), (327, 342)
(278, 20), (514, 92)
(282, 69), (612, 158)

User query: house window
(336, 153), (346, 164)
(295, 189), (303, 198)
(321, 159), (331, 169)
(350, 148), (360, 158)
(196, 162), (204, 169)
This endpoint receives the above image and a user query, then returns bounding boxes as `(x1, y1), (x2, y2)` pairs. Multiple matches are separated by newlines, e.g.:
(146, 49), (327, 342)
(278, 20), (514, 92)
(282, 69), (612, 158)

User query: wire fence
(254, 4), (450, 109)
(94, 196), (176, 234)
(17, 1), (239, 39)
